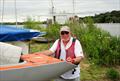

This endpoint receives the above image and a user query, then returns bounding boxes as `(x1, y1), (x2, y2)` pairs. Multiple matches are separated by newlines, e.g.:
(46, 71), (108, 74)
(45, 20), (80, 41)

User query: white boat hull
(0, 62), (76, 81)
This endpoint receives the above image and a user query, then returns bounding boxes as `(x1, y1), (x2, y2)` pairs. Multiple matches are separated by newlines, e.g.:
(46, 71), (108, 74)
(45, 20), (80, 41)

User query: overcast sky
(0, 0), (120, 22)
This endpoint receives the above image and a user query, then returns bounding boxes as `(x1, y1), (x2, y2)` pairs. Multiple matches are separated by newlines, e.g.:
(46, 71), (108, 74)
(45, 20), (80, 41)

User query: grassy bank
(30, 42), (120, 81)
(25, 17), (120, 81)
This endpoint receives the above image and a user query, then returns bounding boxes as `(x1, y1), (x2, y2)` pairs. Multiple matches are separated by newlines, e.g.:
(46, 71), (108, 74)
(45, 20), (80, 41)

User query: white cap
(60, 26), (70, 32)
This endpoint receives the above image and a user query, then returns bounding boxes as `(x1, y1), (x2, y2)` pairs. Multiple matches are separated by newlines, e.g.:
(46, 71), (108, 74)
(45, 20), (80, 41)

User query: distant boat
(0, 25), (41, 42)
(0, 25), (46, 54)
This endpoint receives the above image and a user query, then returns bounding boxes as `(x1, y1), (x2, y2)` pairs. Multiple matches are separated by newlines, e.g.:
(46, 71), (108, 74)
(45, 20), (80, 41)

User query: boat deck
(0, 53), (62, 70)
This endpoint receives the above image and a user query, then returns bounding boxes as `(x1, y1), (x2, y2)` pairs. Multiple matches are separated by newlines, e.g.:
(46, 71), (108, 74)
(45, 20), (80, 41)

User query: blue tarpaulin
(0, 25), (41, 42)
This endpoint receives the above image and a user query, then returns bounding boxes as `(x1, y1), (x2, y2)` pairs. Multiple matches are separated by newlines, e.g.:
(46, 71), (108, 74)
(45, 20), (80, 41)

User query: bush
(45, 23), (60, 40)
(24, 17), (43, 31)
(44, 17), (120, 66)
(106, 68), (120, 81)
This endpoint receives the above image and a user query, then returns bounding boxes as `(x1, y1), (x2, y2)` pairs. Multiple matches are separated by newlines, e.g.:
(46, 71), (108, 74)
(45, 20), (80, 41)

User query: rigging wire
(73, 0), (75, 16)
(0, 0), (1, 22)
(51, 0), (54, 15)
(1, 0), (5, 26)
(14, 0), (18, 27)
(73, 0), (75, 15)
(50, 0), (54, 23)
(0, 0), (18, 27)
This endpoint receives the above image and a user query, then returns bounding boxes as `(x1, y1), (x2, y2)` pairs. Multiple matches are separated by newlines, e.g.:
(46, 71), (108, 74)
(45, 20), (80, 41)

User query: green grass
(30, 42), (50, 53)
(30, 42), (120, 81)
(80, 60), (108, 81)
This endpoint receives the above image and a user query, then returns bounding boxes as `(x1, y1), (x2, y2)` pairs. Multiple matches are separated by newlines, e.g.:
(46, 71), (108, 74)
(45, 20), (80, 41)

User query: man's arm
(73, 56), (84, 65)
(39, 50), (54, 56)
(66, 56), (84, 65)
(73, 39), (84, 65)
(21, 50), (54, 60)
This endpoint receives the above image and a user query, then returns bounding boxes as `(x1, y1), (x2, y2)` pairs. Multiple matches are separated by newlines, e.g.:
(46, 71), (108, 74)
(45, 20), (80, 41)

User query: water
(95, 23), (120, 37)
(4, 23), (120, 37)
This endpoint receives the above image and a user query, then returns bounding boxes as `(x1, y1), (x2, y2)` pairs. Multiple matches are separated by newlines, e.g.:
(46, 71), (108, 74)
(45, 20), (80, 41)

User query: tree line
(80, 10), (120, 23)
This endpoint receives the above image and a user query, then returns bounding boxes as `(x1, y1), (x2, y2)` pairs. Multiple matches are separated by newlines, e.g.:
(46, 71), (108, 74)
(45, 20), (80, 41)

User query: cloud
(0, 0), (120, 22)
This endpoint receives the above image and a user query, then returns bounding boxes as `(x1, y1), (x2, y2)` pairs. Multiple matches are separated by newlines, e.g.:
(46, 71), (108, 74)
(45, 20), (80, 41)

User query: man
(40, 26), (84, 81)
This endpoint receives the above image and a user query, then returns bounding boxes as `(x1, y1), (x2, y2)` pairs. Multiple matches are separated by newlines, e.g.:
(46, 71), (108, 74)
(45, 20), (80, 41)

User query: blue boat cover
(0, 25), (41, 42)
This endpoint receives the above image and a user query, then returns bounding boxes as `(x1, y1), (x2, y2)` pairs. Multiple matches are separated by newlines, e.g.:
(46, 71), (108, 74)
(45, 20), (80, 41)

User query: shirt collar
(61, 37), (73, 49)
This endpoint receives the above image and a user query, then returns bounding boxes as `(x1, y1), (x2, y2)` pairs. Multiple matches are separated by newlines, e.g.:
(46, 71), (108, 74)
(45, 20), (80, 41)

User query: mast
(1, 0), (5, 26)
(14, 0), (18, 27)
(51, 0), (54, 15)
(51, 0), (55, 23)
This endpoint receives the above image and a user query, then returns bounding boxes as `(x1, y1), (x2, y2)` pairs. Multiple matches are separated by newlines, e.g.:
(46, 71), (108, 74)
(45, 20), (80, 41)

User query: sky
(0, 0), (120, 22)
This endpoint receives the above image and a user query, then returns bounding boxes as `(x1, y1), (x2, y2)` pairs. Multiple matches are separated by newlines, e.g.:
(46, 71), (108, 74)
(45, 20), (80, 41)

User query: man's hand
(66, 56), (84, 65)
(66, 57), (74, 64)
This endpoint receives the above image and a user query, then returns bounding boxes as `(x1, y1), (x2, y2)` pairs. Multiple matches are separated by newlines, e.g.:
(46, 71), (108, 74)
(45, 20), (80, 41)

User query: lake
(95, 23), (120, 37)
(5, 23), (120, 37)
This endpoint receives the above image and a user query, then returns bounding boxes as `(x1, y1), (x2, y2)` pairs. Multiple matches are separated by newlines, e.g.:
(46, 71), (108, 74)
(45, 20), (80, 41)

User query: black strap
(19, 53), (24, 63)
(72, 69), (76, 74)
(55, 39), (61, 59)
(72, 38), (76, 42)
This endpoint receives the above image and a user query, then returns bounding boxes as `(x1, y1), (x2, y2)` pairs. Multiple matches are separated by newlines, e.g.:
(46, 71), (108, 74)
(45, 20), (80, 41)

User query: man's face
(60, 31), (70, 42)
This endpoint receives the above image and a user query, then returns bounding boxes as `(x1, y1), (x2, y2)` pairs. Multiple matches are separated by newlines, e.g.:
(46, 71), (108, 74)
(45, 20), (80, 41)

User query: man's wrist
(72, 59), (79, 65)
(72, 59), (75, 64)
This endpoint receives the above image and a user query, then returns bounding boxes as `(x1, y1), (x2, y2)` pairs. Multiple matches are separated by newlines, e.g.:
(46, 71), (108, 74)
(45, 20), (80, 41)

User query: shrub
(106, 68), (120, 81)
(44, 17), (120, 66)
(45, 23), (60, 40)
(24, 17), (43, 31)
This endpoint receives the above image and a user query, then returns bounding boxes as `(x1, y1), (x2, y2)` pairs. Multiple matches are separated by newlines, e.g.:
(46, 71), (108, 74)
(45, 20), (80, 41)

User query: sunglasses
(61, 31), (69, 35)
